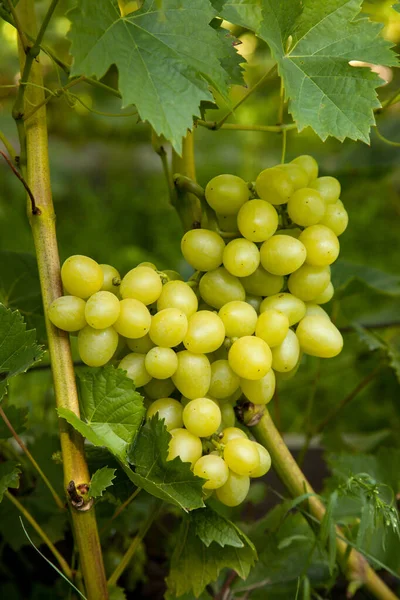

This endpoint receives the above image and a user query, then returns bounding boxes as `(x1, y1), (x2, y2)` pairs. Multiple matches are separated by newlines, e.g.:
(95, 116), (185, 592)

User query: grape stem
(197, 121), (297, 133)
(0, 130), (17, 163)
(171, 132), (203, 231)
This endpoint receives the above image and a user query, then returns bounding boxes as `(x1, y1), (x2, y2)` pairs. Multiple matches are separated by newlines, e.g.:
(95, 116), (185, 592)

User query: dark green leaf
(0, 461), (20, 502)
(332, 260), (400, 298)
(108, 585), (127, 600)
(89, 466), (116, 498)
(356, 499), (375, 550)
(352, 323), (386, 352)
(387, 334), (400, 384)
(190, 506), (246, 548)
(0, 405), (28, 439)
(222, 0), (262, 31)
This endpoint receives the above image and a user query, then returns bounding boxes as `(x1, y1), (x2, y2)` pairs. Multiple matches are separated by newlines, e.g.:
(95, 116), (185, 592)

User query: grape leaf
(190, 506), (247, 548)
(0, 405), (28, 439)
(221, 0), (263, 32)
(331, 260), (400, 298)
(68, 0), (242, 152)
(387, 334), (400, 384)
(108, 584), (127, 600)
(0, 461), (20, 502)
(351, 323), (386, 352)
(89, 466), (116, 498)
(0, 252), (42, 323)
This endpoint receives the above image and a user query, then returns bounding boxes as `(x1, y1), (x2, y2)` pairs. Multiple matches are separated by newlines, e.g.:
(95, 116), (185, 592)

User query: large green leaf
(331, 260), (400, 298)
(0, 461), (20, 503)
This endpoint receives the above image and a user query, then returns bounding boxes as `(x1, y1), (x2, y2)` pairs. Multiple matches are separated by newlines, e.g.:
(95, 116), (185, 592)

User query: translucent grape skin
(305, 303), (330, 319)
(114, 298), (152, 338)
(291, 155), (318, 183)
(271, 329), (301, 373)
(144, 347), (178, 379)
(156, 280), (198, 317)
(149, 308), (188, 347)
(85, 291), (121, 329)
(237, 199), (279, 242)
(48, 296), (87, 332)
(183, 310), (225, 354)
(299, 225), (340, 267)
(288, 265), (331, 302)
(144, 377), (175, 400)
(287, 188), (325, 227)
(146, 397), (183, 430)
(223, 238), (260, 277)
(240, 369), (276, 405)
(218, 300), (258, 338)
(310, 176), (341, 204)
(223, 438), (260, 475)
(296, 316), (343, 358)
(119, 352), (152, 387)
(209, 360), (240, 399)
(181, 229), (225, 271)
(319, 200), (348, 236)
(100, 264), (121, 294)
(182, 397), (221, 437)
(120, 266), (163, 305)
(215, 471), (250, 506)
(61, 255), (103, 299)
(199, 267), (245, 310)
(276, 163), (309, 190)
(255, 309), (289, 347)
(260, 293), (306, 326)
(205, 174), (249, 216)
(229, 336), (272, 380)
(260, 235), (306, 276)
(241, 266), (284, 297)
(78, 326), (119, 367)
(313, 281), (334, 304)
(219, 402), (236, 429)
(255, 167), (294, 205)
(127, 333), (154, 354)
(172, 351), (211, 399)
(249, 443), (272, 477)
(219, 427), (247, 444)
(167, 428), (203, 465)
(193, 455), (229, 489)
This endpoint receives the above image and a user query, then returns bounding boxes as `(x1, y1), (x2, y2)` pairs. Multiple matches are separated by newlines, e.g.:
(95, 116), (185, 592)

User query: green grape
(218, 301), (258, 338)
(78, 326), (119, 367)
(255, 309), (289, 347)
(85, 291), (120, 329)
(228, 336), (272, 380)
(240, 369), (275, 405)
(249, 443), (272, 477)
(223, 438), (260, 476)
(271, 329), (300, 372)
(260, 235), (306, 275)
(144, 377), (175, 400)
(144, 346), (178, 379)
(146, 397), (183, 430)
(288, 265), (331, 302)
(241, 266), (284, 297)
(149, 308), (188, 347)
(209, 359), (240, 399)
(162, 269), (184, 282)
(313, 281), (334, 304)
(255, 167), (294, 205)
(296, 315), (343, 358)
(217, 213), (239, 233)
(279, 228), (302, 238)
(167, 428), (202, 465)
(245, 294), (262, 313)
(120, 266), (162, 305)
(181, 229), (225, 271)
(100, 264), (121, 294)
(61, 255), (103, 299)
(119, 353), (152, 387)
(277, 163), (308, 190)
(305, 303), (330, 319)
(215, 471), (250, 506)
(219, 402), (236, 428)
(199, 267), (245, 310)
(310, 176), (341, 204)
(157, 280), (198, 317)
(218, 387), (242, 406)
(299, 225), (340, 267)
(205, 174), (249, 215)
(275, 358), (302, 382)
(287, 188), (325, 226)
(137, 261), (157, 270)
(126, 333), (155, 353)
(114, 299), (151, 338)
(291, 155), (318, 183)
(219, 427), (247, 444)
(319, 200), (348, 236)
(183, 310), (225, 354)
(222, 238), (260, 277)
(48, 296), (86, 332)
(260, 293), (306, 326)
(237, 199), (278, 242)
(193, 455), (229, 489)
(172, 351), (211, 399)
(182, 397), (221, 437)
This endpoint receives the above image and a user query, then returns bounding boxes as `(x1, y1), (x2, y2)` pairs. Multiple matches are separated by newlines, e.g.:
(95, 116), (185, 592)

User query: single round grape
(61, 255), (103, 299)
(271, 329), (300, 372)
(168, 428), (202, 465)
(193, 455), (229, 489)
(163, 269), (183, 282)
(78, 326), (119, 367)
(255, 309), (289, 347)
(183, 398), (221, 437)
(120, 266), (162, 305)
(181, 229), (225, 272)
(313, 281), (334, 304)
(145, 347), (178, 379)
(260, 293), (306, 326)
(245, 294), (262, 313)
(100, 264), (121, 294)
(215, 471), (250, 506)
(287, 188), (325, 226)
(288, 265), (331, 302)
(199, 268), (245, 310)
(305, 303), (330, 319)
(149, 308), (188, 347)
(319, 200), (348, 236)
(223, 438), (260, 476)
(219, 427), (247, 444)
(255, 167), (294, 205)
(228, 336), (272, 380)
(209, 360), (240, 399)
(240, 369), (276, 405)
(218, 301), (258, 338)
(249, 443), (272, 477)
(183, 310), (225, 354)
(114, 299), (151, 338)
(146, 397), (183, 430)
(222, 238), (260, 277)
(237, 199), (278, 242)
(127, 333), (154, 354)
(220, 403), (236, 429)
(219, 387), (242, 406)
(217, 213), (239, 233)
(48, 296), (86, 332)
(172, 351), (211, 399)
(138, 262), (157, 270)
(205, 174), (249, 215)
(119, 353), (152, 387)
(144, 377), (175, 400)
(299, 225), (340, 267)
(241, 266), (284, 297)
(85, 291), (120, 329)
(310, 176), (341, 204)
(260, 235), (306, 276)
(296, 316), (343, 358)
(277, 163), (308, 190)
(157, 280), (198, 317)
(291, 155), (318, 183)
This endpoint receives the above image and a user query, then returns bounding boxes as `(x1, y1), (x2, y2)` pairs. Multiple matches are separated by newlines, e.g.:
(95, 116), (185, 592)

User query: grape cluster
(48, 154), (347, 507)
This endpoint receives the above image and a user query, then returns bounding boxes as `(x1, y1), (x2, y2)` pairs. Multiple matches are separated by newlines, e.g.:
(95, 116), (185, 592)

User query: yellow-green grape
(275, 358), (302, 382)
(255, 167), (294, 205)
(199, 267), (245, 310)
(276, 163), (308, 190)
(146, 397), (183, 430)
(119, 353), (152, 387)
(220, 403), (236, 428)
(255, 309), (289, 347)
(157, 280), (198, 317)
(205, 174), (249, 215)
(223, 438), (260, 476)
(144, 347), (178, 379)
(319, 200), (349, 236)
(288, 265), (331, 302)
(260, 293), (306, 326)
(215, 471), (250, 506)
(84, 291), (120, 329)
(149, 308), (188, 347)
(287, 188), (325, 226)
(228, 336), (272, 380)
(168, 428), (202, 465)
(172, 351), (211, 399)
(181, 229), (225, 271)
(182, 397), (221, 437)
(245, 294), (262, 313)
(313, 281), (334, 304)
(127, 333), (155, 353)
(78, 326), (119, 367)
(218, 301), (258, 338)
(299, 225), (340, 267)
(219, 427), (247, 444)
(61, 255), (103, 299)
(217, 213), (239, 233)
(310, 176), (341, 204)
(291, 155), (318, 183)
(305, 303), (330, 319)
(260, 235), (306, 276)
(162, 269), (184, 282)
(209, 359), (240, 399)
(237, 199), (278, 242)
(222, 238), (260, 277)
(48, 296), (86, 332)
(144, 377), (175, 400)
(240, 369), (275, 405)
(279, 228), (302, 238)
(271, 329), (300, 372)
(183, 310), (225, 354)
(193, 455), (229, 489)
(296, 316), (343, 358)
(219, 387), (242, 406)
(241, 266), (284, 297)
(100, 264), (121, 294)
(120, 266), (163, 305)
(249, 443), (272, 477)
(114, 299), (151, 338)
(137, 261), (157, 270)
